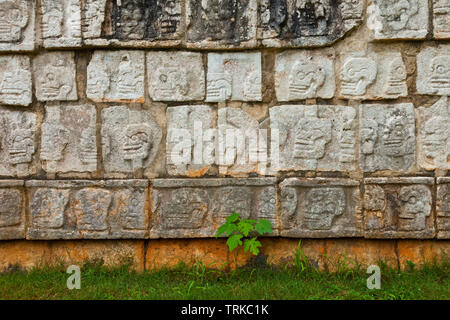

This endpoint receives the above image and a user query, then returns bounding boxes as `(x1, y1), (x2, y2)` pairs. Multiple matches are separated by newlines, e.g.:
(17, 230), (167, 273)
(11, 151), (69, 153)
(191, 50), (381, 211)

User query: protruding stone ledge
(364, 178), (435, 239)
(280, 178), (362, 238)
(150, 178), (278, 239)
(0, 180), (25, 187)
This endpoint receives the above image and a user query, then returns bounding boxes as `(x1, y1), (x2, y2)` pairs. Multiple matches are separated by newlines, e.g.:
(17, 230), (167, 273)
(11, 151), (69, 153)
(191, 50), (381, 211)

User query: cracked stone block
(147, 51), (205, 102)
(186, 0), (257, 49)
(275, 49), (336, 101)
(101, 106), (162, 174)
(206, 52), (262, 102)
(0, 182), (25, 240)
(433, 0), (450, 39)
(417, 97), (449, 171)
(339, 50), (408, 100)
(150, 178), (278, 238)
(364, 177), (435, 239)
(26, 180), (149, 239)
(0, 55), (32, 106)
(437, 177), (450, 239)
(258, 0), (364, 47)
(359, 103), (416, 173)
(33, 52), (78, 102)
(166, 105), (215, 177)
(41, 104), (97, 174)
(0, 109), (37, 177)
(367, 0), (428, 40)
(280, 178), (362, 238)
(0, 0), (35, 51)
(87, 51), (145, 103)
(270, 105), (357, 172)
(417, 45), (450, 96)
(217, 108), (268, 176)
(40, 0), (82, 48)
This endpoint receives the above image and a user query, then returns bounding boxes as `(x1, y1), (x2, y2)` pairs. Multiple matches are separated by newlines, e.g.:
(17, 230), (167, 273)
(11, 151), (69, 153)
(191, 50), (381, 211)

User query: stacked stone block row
(0, 177), (449, 240)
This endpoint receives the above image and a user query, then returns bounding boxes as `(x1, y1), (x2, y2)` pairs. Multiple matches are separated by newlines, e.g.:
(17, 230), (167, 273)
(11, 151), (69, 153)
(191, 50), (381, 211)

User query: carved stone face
(341, 58), (377, 96)
(379, 0), (419, 31)
(360, 119), (378, 155)
(122, 124), (152, 161)
(207, 72), (232, 101)
(41, 59), (73, 99)
(118, 0), (145, 39)
(216, 187), (251, 218)
(364, 185), (386, 211)
(294, 118), (332, 160)
(304, 188), (345, 230)
(429, 56), (450, 89)
(8, 128), (34, 164)
(422, 116), (446, 161)
(32, 189), (68, 229)
(381, 111), (409, 157)
(0, 189), (21, 227)
(398, 185), (431, 231)
(0, 0), (28, 42)
(165, 188), (208, 229)
(75, 189), (111, 231)
(155, 66), (188, 97)
(385, 57), (407, 95)
(289, 60), (326, 98)
(42, 7), (63, 38)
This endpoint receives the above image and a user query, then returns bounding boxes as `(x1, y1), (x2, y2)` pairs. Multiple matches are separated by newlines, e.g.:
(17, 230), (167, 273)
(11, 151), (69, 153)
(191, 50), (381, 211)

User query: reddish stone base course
(0, 239), (448, 272)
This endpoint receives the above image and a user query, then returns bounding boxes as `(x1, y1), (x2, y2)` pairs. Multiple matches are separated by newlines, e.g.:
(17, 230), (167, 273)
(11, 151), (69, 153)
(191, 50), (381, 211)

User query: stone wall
(0, 0), (449, 268)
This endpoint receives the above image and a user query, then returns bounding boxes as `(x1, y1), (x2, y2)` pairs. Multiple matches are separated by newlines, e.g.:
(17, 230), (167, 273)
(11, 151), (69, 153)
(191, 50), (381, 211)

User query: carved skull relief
(289, 60), (326, 99)
(378, 0), (419, 31)
(164, 188), (209, 229)
(429, 56), (450, 90)
(341, 57), (377, 96)
(398, 185), (431, 231)
(304, 187), (346, 230)
(0, 0), (28, 43)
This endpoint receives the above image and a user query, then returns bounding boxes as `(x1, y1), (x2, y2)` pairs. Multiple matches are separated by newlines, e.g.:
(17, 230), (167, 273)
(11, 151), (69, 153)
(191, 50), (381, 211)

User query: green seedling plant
(216, 212), (273, 263)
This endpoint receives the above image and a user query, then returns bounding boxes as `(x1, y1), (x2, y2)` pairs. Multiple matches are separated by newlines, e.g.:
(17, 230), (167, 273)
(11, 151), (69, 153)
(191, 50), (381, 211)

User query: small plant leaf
(216, 223), (237, 238)
(244, 237), (262, 256)
(226, 212), (240, 224)
(255, 219), (273, 235)
(226, 234), (243, 252)
(237, 220), (255, 237)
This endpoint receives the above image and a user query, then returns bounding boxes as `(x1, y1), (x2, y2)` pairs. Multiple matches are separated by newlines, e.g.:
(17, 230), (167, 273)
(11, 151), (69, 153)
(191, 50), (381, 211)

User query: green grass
(0, 257), (448, 300)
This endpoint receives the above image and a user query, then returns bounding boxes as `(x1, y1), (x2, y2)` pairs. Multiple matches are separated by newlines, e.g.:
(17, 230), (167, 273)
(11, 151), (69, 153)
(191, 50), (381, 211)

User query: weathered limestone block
(367, 0), (428, 40)
(0, 55), (32, 106)
(0, 181), (25, 240)
(364, 177), (435, 239)
(26, 180), (149, 239)
(147, 51), (205, 101)
(81, 0), (107, 39)
(258, 0), (364, 47)
(270, 105), (357, 172)
(339, 50), (408, 100)
(150, 178), (278, 238)
(166, 105), (215, 176)
(417, 45), (450, 96)
(87, 51), (145, 103)
(186, 0), (257, 49)
(275, 49), (336, 101)
(359, 103), (416, 173)
(41, 104), (97, 174)
(33, 52), (78, 102)
(40, 0), (82, 48)
(0, 109), (37, 177)
(433, 0), (450, 39)
(437, 177), (450, 239)
(101, 106), (162, 174)
(280, 178), (362, 238)
(206, 52), (262, 102)
(217, 108), (268, 176)
(0, 0), (35, 51)
(417, 97), (449, 171)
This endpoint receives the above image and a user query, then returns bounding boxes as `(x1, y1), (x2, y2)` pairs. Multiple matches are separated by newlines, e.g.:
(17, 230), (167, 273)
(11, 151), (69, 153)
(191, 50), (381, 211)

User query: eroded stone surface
(339, 50), (408, 99)
(258, 0), (364, 47)
(81, 0), (107, 39)
(101, 106), (162, 174)
(40, 0), (82, 48)
(437, 178), (450, 239)
(27, 180), (149, 239)
(417, 97), (449, 170)
(0, 109), (36, 177)
(280, 178), (362, 238)
(0, 55), (32, 106)
(417, 45), (450, 96)
(207, 52), (262, 102)
(359, 103), (415, 172)
(0, 188), (25, 239)
(0, 0), (35, 51)
(33, 52), (78, 102)
(270, 105), (357, 172)
(433, 0), (450, 39)
(41, 104), (97, 174)
(186, 0), (257, 48)
(364, 178), (435, 238)
(275, 49), (335, 100)
(368, 0), (428, 40)
(166, 105), (214, 176)
(87, 51), (145, 103)
(150, 178), (278, 238)
(147, 51), (205, 101)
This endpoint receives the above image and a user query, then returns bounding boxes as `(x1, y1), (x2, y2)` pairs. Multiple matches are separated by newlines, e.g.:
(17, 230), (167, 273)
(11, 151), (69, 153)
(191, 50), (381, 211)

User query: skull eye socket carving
(341, 58), (377, 96)
(304, 188), (346, 230)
